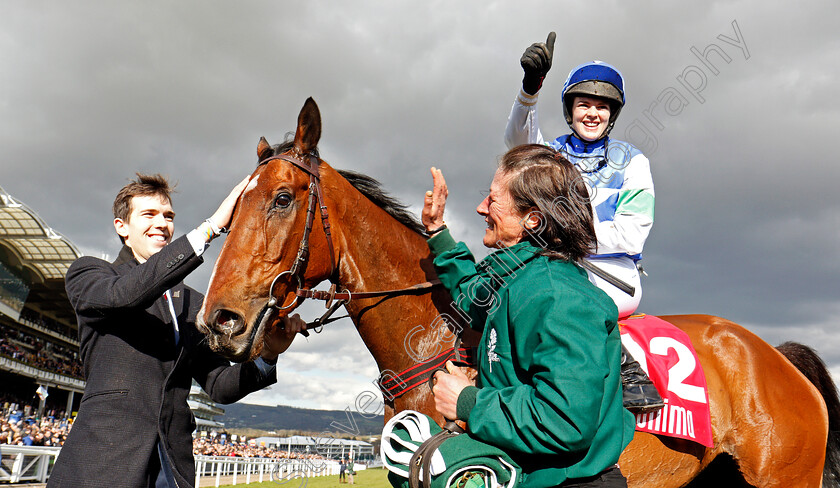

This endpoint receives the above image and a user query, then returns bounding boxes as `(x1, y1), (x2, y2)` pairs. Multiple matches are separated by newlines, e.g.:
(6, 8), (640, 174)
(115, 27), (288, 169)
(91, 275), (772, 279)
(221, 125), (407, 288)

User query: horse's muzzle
(205, 308), (247, 337)
(197, 306), (267, 362)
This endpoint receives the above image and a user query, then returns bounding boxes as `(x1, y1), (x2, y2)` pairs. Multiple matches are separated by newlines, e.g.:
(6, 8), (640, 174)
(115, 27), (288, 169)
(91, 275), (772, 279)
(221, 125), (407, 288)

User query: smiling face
(476, 169), (531, 249)
(570, 95), (612, 142)
(114, 194), (174, 263)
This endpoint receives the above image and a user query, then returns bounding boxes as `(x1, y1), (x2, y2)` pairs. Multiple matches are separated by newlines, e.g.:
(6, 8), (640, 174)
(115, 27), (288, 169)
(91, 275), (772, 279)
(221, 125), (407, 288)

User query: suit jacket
(48, 235), (275, 488)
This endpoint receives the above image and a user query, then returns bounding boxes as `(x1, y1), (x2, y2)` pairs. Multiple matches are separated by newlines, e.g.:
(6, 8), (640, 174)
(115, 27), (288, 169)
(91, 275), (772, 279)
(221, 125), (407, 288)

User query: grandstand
(188, 381), (226, 432)
(0, 185), (84, 419)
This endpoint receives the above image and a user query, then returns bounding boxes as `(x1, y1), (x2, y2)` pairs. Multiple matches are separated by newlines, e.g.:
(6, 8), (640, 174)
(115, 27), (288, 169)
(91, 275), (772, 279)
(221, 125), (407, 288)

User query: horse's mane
(335, 169), (425, 235)
(266, 139), (425, 235)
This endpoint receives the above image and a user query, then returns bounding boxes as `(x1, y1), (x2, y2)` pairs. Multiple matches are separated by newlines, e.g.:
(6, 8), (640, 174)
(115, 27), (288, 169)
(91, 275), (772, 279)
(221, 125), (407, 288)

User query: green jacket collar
(477, 241), (542, 280)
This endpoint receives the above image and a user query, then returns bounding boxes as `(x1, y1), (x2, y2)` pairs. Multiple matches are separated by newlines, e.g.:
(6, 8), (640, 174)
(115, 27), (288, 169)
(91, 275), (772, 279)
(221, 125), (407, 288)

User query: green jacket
(428, 230), (635, 488)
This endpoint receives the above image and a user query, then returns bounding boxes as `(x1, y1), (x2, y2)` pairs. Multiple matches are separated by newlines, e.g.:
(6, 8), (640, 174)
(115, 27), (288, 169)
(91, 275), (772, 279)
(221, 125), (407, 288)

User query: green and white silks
(382, 410), (520, 488)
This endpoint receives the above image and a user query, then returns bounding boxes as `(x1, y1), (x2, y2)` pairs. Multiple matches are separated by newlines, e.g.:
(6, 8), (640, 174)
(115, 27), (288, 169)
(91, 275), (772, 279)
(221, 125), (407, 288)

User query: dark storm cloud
(2, 1), (838, 408)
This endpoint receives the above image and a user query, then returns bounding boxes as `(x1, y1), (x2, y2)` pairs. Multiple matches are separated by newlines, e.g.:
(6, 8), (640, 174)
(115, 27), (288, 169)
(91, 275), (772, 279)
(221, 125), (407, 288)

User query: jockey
(504, 32), (663, 412)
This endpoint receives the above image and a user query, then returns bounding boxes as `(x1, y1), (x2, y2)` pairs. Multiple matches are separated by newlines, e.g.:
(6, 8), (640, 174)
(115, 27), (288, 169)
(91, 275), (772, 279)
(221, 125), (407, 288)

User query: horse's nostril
(213, 309), (245, 336)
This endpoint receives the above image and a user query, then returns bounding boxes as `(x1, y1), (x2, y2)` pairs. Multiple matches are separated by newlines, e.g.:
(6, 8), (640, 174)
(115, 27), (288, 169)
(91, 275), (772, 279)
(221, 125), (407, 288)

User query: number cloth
(619, 315), (713, 447)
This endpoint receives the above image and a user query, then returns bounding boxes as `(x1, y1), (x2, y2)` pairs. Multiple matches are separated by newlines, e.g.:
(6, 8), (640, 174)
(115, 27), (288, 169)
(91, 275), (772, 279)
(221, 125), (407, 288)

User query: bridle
(258, 150), (336, 311)
(250, 149), (473, 396)
(256, 149), (441, 331)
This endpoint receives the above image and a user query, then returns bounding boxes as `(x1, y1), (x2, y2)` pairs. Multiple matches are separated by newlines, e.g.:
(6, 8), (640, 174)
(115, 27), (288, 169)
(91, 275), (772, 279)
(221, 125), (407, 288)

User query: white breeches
(584, 256), (642, 319)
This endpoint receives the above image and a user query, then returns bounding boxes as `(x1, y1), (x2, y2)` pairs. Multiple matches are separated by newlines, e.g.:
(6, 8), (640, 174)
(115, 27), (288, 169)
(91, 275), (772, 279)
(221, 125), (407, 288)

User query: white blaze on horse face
(206, 258), (220, 298)
(245, 174), (260, 194)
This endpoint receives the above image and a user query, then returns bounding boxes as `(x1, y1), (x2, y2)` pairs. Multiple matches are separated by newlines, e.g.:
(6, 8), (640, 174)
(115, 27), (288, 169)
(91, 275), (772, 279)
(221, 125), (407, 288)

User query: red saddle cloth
(619, 314), (714, 448)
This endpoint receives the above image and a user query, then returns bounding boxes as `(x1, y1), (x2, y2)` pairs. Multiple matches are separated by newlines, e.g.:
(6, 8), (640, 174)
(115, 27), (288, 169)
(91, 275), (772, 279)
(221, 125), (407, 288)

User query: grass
(218, 467), (392, 488)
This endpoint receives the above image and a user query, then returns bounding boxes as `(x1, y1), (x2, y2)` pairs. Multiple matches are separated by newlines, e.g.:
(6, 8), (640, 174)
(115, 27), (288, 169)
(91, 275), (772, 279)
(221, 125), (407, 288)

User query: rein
(378, 344), (475, 399)
(297, 279), (443, 333)
(257, 150), (442, 331)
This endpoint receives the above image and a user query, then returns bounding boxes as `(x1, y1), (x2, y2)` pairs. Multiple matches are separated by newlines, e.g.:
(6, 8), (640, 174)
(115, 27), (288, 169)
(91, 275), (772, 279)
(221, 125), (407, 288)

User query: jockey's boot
(621, 343), (665, 412)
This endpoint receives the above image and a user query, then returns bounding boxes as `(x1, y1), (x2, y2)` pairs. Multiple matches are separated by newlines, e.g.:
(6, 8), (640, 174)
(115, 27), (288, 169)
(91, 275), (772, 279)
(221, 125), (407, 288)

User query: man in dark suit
(48, 174), (305, 488)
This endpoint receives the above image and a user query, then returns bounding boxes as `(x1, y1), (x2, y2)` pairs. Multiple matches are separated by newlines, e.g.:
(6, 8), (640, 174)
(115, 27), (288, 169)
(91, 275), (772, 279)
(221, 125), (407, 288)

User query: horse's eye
(274, 193), (293, 208)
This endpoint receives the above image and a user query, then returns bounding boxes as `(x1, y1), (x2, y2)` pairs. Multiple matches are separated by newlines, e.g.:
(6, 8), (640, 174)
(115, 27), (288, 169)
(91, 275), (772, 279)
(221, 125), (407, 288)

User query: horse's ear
(257, 136), (272, 162)
(293, 97), (321, 155)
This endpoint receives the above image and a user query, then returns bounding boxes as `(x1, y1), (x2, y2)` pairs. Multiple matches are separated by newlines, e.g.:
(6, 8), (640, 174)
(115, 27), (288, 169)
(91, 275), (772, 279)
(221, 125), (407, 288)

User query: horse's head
(198, 98), (336, 361)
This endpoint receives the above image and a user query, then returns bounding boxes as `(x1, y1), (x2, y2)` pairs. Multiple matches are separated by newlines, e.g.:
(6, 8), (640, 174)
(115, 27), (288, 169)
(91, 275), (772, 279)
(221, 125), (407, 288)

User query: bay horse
(197, 98), (840, 487)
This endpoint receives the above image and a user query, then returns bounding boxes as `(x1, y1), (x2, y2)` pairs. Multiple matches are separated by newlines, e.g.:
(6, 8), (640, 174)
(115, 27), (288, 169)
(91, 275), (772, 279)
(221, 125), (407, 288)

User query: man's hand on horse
(422, 167), (448, 234)
(208, 175), (251, 232)
(261, 313), (307, 361)
(432, 360), (475, 421)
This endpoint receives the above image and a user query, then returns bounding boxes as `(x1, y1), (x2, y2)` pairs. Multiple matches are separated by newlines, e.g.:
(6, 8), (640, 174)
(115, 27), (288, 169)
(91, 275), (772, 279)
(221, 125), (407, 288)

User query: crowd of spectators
(1, 401), (330, 461)
(0, 322), (83, 379)
(1, 313), (336, 459)
(192, 436), (331, 460)
(18, 308), (76, 340)
(1, 402), (71, 447)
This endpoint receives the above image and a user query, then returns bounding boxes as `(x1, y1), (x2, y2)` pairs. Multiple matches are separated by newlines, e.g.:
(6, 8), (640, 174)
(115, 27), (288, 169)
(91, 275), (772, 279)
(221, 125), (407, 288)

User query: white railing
(0, 445), (60, 483)
(1, 447), (365, 486)
(194, 457), (367, 487)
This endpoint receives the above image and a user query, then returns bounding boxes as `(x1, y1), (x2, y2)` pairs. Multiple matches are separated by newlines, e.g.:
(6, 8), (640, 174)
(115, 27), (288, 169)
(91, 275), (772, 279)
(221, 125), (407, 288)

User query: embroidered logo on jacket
(487, 329), (500, 372)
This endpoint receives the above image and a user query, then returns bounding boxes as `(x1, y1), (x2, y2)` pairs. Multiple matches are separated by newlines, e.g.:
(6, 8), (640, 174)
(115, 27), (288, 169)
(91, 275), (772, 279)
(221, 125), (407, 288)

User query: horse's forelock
(258, 138), (320, 166)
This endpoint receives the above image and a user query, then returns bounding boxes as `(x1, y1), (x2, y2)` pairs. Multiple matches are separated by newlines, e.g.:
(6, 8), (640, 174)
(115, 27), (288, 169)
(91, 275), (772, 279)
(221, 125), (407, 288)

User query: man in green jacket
(422, 145), (635, 488)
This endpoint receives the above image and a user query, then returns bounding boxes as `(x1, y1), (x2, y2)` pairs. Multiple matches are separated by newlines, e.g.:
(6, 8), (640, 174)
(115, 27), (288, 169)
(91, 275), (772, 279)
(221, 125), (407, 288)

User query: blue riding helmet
(562, 61), (626, 138)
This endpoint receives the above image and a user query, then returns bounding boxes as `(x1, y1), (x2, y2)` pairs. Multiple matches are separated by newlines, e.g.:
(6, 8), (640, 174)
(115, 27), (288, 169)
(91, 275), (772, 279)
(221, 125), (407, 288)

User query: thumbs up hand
(520, 32), (556, 95)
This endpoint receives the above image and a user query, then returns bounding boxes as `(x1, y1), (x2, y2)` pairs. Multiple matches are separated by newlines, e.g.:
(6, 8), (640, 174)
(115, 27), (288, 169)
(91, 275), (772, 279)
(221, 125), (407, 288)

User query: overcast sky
(2, 1), (839, 412)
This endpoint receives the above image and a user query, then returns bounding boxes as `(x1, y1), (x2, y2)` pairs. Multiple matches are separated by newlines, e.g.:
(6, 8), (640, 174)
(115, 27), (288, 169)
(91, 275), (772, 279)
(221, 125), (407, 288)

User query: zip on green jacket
(428, 229), (635, 488)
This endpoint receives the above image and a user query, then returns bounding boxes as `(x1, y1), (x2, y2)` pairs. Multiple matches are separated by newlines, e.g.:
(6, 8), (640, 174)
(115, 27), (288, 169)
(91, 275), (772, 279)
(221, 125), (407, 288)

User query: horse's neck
(326, 175), (448, 373)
